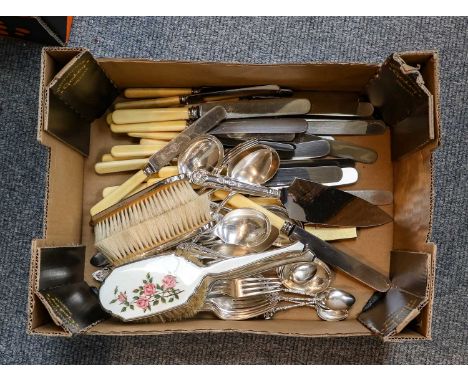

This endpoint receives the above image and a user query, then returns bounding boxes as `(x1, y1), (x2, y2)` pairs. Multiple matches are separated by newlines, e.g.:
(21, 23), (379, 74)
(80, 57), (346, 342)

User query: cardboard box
(29, 48), (440, 340)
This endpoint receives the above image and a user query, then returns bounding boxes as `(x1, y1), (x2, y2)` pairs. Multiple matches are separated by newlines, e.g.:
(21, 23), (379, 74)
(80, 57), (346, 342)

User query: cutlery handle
(205, 242), (313, 280)
(90, 170), (148, 217)
(112, 107), (190, 124)
(95, 158), (149, 174)
(111, 120), (187, 133)
(102, 178), (163, 197)
(190, 170), (281, 198)
(111, 143), (167, 158)
(124, 87), (192, 98)
(214, 190), (287, 229)
(139, 138), (171, 145)
(128, 132), (180, 140)
(115, 97), (181, 109)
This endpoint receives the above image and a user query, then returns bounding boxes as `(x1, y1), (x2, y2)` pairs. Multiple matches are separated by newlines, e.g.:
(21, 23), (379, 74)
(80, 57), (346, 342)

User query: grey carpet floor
(0, 16), (467, 364)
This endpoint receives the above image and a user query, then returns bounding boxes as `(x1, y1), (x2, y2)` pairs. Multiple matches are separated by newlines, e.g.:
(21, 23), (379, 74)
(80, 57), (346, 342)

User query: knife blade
(297, 135), (378, 164)
(306, 119), (387, 135)
(266, 166), (343, 187)
(111, 98), (311, 124)
(115, 85), (285, 109)
(288, 225), (391, 291)
(280, 158), (355, 168)
(219, 137), (331, 160)
(191, 171), (392, 228)
(211, 118), (308, 135)
(322, 167), (358, 186)
(211, 118), (386, 136)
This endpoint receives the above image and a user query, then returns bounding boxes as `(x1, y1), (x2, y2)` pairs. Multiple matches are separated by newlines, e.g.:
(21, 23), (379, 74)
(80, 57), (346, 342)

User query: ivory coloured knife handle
(124, 88), (192, 98)
(102, 153), (150, 162)
(156, 166), (179, 178)
(140, 138), (172, 145)
(106, 113), (113, 125)
(110, 120), (187, 133)
(95, 158), (149, 174)
(112, 107), (190, 124)
(304, 226), (357, 241)
(111, 143), (167, 158)
(115, 97), (181, 109)
(128, 132), (180, 140)
(90, 170), (148, 216)
(102, 177), (164, 197)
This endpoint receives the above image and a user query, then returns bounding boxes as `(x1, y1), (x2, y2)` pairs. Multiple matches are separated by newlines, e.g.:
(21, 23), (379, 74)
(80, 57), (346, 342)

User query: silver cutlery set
(91, 85), (393, 323)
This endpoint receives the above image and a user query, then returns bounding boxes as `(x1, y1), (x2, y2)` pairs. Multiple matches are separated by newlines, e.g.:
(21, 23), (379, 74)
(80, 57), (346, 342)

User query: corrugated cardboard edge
(29, 47), (89, 336)
(33, 17), (65, 46)
(386, 51), (440, 342)
(28, 49), (440, 340)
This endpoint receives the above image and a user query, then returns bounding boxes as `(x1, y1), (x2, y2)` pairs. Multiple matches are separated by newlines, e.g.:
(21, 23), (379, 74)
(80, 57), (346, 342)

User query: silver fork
(202, 295), (273, 320)
(208, 276), (319, 298)
(203, 292), (352, 321)
(209, 277), (283, 298)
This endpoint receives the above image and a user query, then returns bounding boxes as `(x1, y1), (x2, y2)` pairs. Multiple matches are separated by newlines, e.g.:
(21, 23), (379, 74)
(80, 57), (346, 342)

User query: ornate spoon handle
(263, 301), (315, 319)
(190, 169), (281, 198)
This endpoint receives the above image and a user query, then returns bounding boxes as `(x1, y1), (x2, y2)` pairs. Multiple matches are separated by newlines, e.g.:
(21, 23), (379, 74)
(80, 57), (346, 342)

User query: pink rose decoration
(162, 275), (177, 289)
(143, 283), (156, 296)
(136, 296), (149, 310)
(117, 292), (127, 303)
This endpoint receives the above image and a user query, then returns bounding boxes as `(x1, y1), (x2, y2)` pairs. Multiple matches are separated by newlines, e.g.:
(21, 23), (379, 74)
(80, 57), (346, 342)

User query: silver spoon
(278, 258), (333, 295)
(213, 208), (272, 248)
(265, 288), (356, 321)
(227, 145), (280, 184)
(178, 134), (224, 176)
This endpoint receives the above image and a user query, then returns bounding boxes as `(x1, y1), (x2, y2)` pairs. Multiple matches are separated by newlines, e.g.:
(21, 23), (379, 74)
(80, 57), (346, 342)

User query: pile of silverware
(90, 85), (393, 323)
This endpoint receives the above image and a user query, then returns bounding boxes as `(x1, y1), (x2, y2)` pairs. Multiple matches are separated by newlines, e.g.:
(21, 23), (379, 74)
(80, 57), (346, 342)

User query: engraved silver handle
(190, 169), (281, 198)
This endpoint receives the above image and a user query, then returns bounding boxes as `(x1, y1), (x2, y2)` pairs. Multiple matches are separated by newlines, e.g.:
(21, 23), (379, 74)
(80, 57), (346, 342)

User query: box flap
(42, 49), (118, 156)
(34, 246), (108, 335)
(367, 53), (435, 160)
(358, 250), (430, 337)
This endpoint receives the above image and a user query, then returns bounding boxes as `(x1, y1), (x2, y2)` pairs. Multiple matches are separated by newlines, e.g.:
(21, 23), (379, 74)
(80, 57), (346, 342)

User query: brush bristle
(94, 180), (211, 265)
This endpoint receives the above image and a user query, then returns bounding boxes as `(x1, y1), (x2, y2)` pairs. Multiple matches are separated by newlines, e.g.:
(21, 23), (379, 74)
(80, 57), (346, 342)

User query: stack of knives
(102, 84), (388, 190)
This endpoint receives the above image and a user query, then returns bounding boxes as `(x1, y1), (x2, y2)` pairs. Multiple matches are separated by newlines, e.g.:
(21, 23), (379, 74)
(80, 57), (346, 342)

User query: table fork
(208, 276), (317, 298)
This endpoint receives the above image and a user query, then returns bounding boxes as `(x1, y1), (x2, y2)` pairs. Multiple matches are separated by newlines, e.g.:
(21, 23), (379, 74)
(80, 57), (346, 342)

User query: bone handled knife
(111, 98), (311, 124)
(116, 85), (285, 109)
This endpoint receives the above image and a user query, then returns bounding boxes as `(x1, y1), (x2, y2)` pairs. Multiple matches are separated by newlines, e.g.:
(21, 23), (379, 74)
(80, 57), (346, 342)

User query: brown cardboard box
(29, 48), (440, 340)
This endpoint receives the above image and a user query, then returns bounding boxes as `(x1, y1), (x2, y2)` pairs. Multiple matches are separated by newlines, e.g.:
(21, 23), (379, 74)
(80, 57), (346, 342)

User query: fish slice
(190, 171), (392, 227)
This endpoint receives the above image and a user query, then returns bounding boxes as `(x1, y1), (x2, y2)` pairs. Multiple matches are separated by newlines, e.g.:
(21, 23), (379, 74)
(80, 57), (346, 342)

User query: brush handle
(128, 132), (180, 140)
(90, 170), (148, 216)
(111, 120), (187, 133)
(111, 143), (167, 158)
(124, 88), (192, 98)
(115, 97), (181, 109)
(190, 170), (281, 198)
(112, 107), (190, 124)
(204, 242), (312, 281)
(95, 158), (148, 174)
